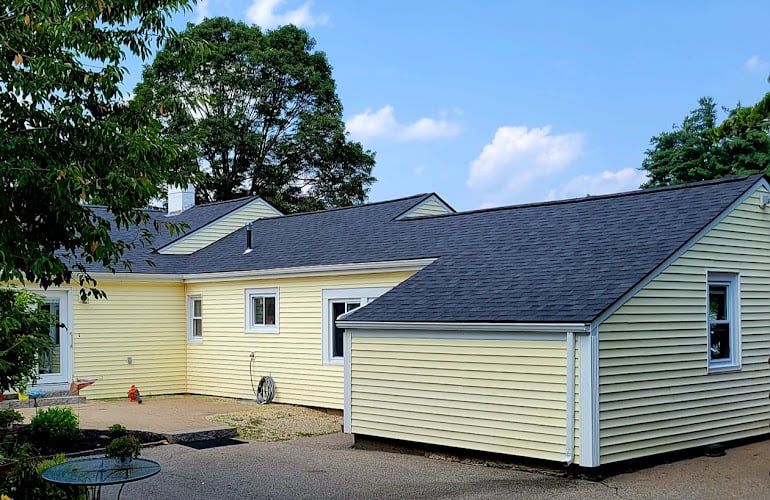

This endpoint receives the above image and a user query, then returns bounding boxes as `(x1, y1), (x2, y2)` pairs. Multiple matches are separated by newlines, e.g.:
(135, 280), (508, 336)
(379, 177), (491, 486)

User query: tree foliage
(0, 288), (55, 394)
(641, 94), (770, 187)
(134, 17), (376, 213)
(0, 0), (196, 297)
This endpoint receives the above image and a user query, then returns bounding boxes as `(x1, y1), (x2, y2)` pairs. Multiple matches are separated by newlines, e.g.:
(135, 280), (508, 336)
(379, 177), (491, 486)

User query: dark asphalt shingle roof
(88, 175), (766, 323)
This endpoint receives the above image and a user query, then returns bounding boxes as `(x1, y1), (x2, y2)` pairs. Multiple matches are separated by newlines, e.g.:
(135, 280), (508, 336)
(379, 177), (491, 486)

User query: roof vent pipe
(245, 222), (253, 254)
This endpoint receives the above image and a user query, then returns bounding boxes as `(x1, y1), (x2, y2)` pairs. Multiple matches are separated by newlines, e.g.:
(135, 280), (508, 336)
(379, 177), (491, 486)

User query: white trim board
(86, 258), (435, 284)
(340, 321), (591, 334)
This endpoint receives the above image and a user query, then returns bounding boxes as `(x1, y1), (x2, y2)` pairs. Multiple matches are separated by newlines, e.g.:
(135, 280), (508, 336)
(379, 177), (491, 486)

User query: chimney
(168, 184), (195, 215)
(244, 222), (253, 253)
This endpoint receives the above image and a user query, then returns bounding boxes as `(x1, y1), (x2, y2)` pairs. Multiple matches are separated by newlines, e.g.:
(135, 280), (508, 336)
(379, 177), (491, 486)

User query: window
(187, 295), (202, 341)
(322, 287), (391, 365)
(707, 273), (740, 371)
(245, 288), (278, 333)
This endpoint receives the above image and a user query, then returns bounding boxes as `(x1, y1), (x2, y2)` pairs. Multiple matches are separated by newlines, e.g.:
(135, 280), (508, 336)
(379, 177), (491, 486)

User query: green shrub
(0, 408), (23, 427)
(3, 446), (85, 500)
(107, 423), (128, 438)
(105, 435), (141, 459)
(29, 408), (79, 444)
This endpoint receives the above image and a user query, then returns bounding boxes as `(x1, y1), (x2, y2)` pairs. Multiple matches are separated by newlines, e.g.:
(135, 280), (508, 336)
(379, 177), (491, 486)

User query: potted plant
(0, 408), (23, 431)
(105, 434), (141, 465)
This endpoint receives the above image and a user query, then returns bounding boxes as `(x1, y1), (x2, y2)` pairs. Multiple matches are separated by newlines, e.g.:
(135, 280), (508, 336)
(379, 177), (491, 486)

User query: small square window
(188, 295), (202, 341)
(245, 288), (279, 333)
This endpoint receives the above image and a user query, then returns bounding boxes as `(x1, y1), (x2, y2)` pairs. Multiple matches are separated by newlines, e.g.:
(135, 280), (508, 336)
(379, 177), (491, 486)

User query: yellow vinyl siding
(599, 188), (770, 464)
(185, 271), (414, 409)
(73, 281), (187, 399)
(399, 196), (453, 219)
(351, 337), (579, 462)
(161, 199), (279, 255)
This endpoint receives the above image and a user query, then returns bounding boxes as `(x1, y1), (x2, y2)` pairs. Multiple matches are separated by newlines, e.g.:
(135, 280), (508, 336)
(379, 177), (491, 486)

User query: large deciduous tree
(134, 17), (376, 213)
(0, 0), (196, 298)
(641, 94), (770, 188)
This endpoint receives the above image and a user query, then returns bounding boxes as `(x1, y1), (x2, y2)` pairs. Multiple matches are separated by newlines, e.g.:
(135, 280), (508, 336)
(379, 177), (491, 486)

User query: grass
(208, 404), (341, 442)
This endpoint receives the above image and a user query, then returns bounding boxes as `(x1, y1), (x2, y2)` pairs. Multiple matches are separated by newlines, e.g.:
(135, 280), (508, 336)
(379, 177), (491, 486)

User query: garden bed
(3, 426), (165, 457)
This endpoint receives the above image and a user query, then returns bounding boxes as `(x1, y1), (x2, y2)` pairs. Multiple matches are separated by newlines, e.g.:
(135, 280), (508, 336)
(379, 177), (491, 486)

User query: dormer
(396, 194), (455, 220)
(159, 198), (282, 255)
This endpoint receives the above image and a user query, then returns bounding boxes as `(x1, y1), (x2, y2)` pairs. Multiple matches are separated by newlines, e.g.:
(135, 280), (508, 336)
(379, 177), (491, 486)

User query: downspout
(564, 330), (576, 465)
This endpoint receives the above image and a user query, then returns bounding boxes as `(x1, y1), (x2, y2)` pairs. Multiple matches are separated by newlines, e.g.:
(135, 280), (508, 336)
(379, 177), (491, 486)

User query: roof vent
(244, 222), (253, 254)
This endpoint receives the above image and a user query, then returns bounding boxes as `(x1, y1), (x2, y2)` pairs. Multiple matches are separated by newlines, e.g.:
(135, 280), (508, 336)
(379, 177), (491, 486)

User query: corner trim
(578, 324), (600, 467)
(343, 328), (353, 433)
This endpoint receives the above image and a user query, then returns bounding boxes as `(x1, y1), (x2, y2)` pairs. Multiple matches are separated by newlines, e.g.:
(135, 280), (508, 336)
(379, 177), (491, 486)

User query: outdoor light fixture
(761, 194), (770, 209)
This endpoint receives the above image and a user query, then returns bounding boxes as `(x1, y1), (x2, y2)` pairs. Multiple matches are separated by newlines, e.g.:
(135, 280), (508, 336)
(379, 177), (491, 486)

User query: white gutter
(87, 258), (436, 284)
(182, 258), (436, 283)
(338, 320), (591, 334)
(564, 330), (576, 465)
(88, 273), (182, 283)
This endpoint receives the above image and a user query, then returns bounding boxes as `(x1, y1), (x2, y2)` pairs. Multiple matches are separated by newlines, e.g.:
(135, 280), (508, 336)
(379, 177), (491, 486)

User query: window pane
(709, 285), (727, 321)
(710, 323), (730, 360)
(193, 299), (202, 317)
(39, 300), (61, 374)
(332, 302), (346, 358)
(265, 296), (276, 325)
(193, 318), (202, 337)
(253, 296), (264, 325)
(346, 302), (360, 313)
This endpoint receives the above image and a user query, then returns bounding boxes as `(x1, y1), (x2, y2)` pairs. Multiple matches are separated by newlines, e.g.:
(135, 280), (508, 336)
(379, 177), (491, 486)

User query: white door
(35, 290), (72, 388)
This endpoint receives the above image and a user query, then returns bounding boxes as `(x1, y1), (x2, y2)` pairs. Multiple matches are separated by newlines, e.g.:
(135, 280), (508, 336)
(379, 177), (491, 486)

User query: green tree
(0, 0), (196, 298)
(0, 288), (56, 394)
(134, 17), (376, 213)
(713, 92), (770, 174)
(641, 94), (770, 188)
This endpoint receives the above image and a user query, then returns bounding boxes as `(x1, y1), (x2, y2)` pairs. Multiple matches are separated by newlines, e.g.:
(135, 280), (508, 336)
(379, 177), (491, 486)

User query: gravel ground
(208, 404), (342, 441)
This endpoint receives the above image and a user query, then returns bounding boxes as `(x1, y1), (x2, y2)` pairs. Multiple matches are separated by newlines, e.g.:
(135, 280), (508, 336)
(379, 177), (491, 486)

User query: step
(0, 394), (87, 409)
(163, 426), (237, 444)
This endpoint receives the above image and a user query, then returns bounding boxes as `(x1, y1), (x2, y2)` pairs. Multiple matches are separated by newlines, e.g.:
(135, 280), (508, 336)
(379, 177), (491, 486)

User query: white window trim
(322, 287), (391, 365)
(245, 287), (279, 334)
(187, 295), (203, 342)
(707, 272), (741, 373)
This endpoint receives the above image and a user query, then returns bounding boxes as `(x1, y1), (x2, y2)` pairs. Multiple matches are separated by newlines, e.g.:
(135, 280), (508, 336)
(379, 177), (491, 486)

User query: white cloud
(246, 0), (329, 28)
(466, 126), (584, 199)
(545, 168), (649, 202)
(346, 105), (460, 142)
(194, 0), (209, 23)
(745, 55), (769, 73)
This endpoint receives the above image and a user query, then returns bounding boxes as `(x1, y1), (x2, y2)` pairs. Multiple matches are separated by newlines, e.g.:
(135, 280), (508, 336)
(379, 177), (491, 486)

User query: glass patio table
(41, 456), (161, 500)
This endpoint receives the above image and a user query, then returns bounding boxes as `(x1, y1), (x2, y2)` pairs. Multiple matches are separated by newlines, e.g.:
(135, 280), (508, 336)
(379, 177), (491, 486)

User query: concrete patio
(17, 395), (770, 499)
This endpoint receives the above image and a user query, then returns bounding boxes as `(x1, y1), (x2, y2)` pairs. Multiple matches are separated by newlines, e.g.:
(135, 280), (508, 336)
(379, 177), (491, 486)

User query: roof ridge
(185, 195), (256, 210)
(269, 193), (432, 220)
(426, 174), (763, 219)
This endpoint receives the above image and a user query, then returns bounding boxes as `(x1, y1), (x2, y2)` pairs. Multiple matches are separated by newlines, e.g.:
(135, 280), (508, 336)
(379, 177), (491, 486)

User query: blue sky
(125, 0), (770, 211)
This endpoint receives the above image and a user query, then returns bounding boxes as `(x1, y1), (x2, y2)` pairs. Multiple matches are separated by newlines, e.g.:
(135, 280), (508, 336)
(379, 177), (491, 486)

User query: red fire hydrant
(128, 385), (142, 404)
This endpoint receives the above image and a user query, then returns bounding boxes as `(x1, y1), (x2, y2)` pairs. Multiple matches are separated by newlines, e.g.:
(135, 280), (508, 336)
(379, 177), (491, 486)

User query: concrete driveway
(101, 433), (770, 500)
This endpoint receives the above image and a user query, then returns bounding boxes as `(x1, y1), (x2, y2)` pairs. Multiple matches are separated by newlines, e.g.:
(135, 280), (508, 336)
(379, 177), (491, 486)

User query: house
(23, 174), (770, 468)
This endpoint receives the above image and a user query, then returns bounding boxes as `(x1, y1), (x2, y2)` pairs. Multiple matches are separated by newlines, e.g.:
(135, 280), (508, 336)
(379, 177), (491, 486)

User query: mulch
(4, 426), (166, 457)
